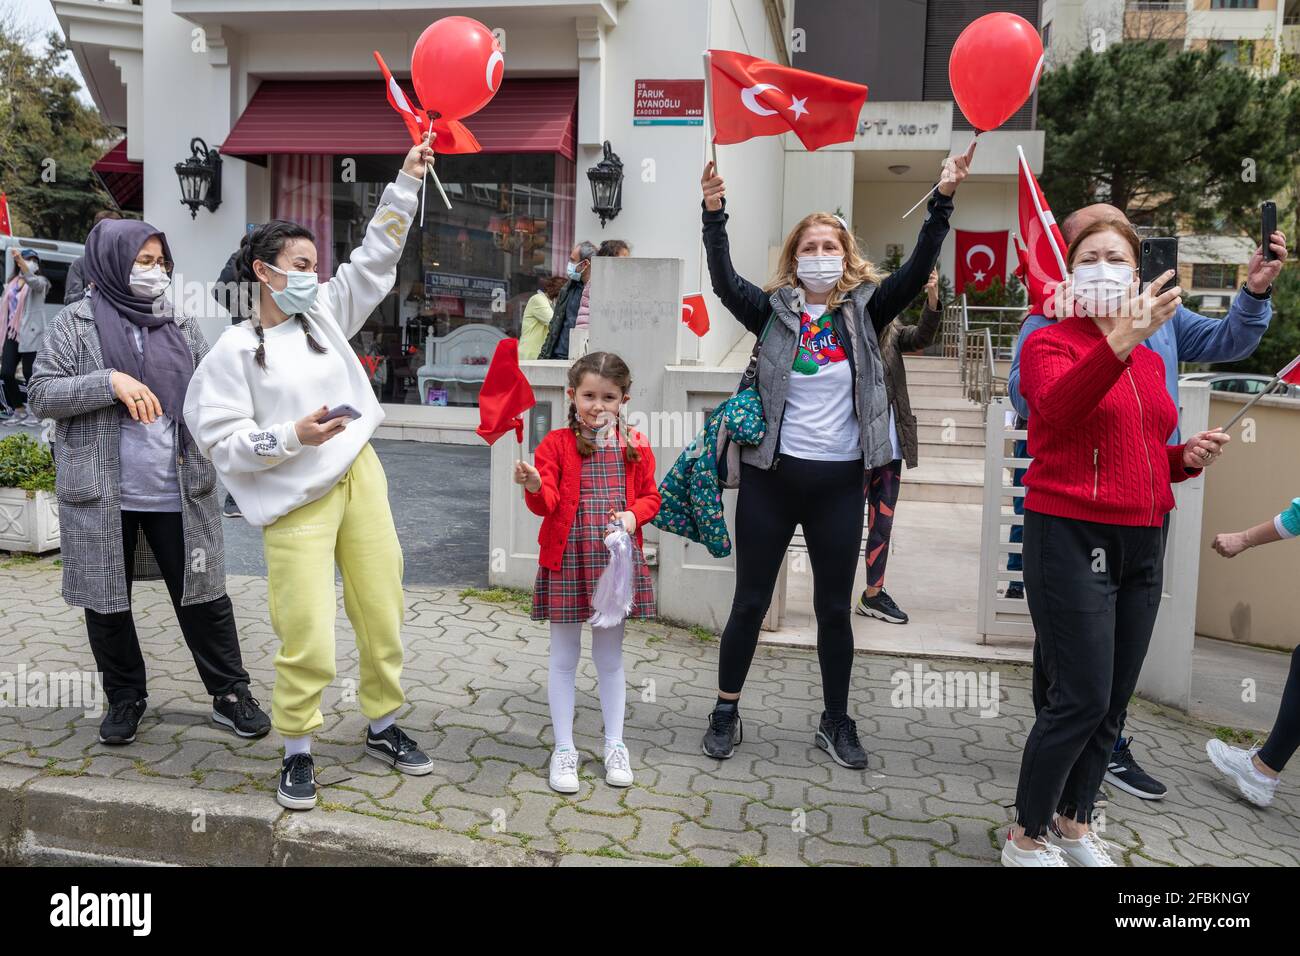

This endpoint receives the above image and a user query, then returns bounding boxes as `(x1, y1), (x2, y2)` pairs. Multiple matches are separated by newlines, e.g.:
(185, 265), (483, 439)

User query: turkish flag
(1278, 354), (1300, 386)
(1016, 145), (1069, 317)
(682, 293), (709, 337)
(374, 50), (481, 154)
(708, 50), (867, 151)
(476, 338), (536, 445)
(954, 230), (1008, 295)
(0, 192), (10, 237)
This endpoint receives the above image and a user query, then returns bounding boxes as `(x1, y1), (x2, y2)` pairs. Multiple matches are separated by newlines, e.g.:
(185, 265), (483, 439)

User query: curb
(0, 764), (554, 867)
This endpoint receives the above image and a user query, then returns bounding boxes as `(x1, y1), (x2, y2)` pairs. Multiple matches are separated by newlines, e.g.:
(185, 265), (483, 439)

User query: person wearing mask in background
(519, 275), (566, 361)
(855, 267), (944, 625)
(574, 239), (632, 334)
(65, 210), (124, 305)
(2, 248), (51, 426)
(1003, 218), (1229, 866)
(27, 218), (271, 747)
(1006, 203), (1288, 804)
(539, 240), (597, 361)
(1206, 501), (1300, 808)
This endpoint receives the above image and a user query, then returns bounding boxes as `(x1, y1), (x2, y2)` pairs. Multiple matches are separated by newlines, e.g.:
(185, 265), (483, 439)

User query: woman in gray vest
(698, 151), (969, 769)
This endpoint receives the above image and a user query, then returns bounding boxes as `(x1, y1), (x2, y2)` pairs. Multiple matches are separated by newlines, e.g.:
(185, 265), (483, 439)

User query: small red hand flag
(1016, 145), (1069, 317)
(682, 293), (709, 337)
(373, 51), (481, 154)
(0, 192), (11, 237)
(477, 338), (536, 444)
(707, 50), (866, 151)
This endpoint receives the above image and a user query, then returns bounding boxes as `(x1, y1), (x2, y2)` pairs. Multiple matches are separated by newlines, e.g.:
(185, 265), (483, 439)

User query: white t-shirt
(778, 304), (862, 462)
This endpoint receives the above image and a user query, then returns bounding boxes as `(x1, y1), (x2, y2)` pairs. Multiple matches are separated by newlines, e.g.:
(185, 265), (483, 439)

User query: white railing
(976, 399), (1033, 642)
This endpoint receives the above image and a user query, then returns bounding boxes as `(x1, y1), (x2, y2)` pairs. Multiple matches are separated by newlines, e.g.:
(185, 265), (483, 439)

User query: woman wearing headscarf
(26, 219), (270, 747)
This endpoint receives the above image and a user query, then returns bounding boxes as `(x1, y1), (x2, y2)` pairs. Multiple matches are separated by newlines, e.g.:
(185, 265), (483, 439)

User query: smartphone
(1139, 237), (1178, 295)
(1262, 201), (1277, 262)
(320, 404), (361, 423)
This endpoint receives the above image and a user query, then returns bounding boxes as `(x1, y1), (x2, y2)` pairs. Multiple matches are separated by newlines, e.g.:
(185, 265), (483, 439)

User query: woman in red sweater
(513, 351), (660, 795)
(1004, 219), (1230, 867)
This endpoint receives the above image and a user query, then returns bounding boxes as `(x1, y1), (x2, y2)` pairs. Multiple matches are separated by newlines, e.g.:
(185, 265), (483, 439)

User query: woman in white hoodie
(185, 135), (435, 811)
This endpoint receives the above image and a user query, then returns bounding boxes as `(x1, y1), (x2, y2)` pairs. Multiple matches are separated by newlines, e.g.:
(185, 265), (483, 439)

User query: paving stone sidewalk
(1, 556), (1297, 866)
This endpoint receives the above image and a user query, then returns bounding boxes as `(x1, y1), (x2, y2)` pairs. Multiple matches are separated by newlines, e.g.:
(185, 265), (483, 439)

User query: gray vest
(740, 284), (893, 471)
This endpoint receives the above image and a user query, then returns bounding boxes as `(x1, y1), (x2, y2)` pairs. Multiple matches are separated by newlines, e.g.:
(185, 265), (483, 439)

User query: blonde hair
(763, 213), (882, 311)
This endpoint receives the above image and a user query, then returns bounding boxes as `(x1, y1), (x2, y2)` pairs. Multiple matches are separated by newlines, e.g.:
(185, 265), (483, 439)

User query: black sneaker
(856, 589), (909, 624)
(816, 712), (868, 769)
(222, 494), (242, 519)
(98, 696), (147, 745)
(702, 702), (742, 759)
(277, 753), (318, 810)
(365, 724), (434, 775)
(211, 683), (271, 738)
(1004, 582), (1025, 600)
(1105, 737), (1167, 800)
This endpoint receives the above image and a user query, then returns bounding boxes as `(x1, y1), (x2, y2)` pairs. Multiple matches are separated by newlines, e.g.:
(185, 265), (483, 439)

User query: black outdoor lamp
(175, 137), (223, 219)
(586, 140), (623, 227)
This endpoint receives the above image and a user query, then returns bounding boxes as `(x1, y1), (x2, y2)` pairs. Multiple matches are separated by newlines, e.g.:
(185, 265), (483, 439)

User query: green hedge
(0, 434), (55, 496)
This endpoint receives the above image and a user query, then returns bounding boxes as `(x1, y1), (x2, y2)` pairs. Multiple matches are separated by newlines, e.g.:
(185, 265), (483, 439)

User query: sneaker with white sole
(1001, 835), (1069, 867)
(1205, 739), (1278, 808)
(603, 740), (634, 787)
(549, 745), (580, 794)
(1047, 820), (1119, 866)
(1105, 736), (1167, 800)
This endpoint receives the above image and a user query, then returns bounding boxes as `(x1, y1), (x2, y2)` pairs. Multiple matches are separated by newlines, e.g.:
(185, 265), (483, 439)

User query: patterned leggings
(864, 459), (903, 589)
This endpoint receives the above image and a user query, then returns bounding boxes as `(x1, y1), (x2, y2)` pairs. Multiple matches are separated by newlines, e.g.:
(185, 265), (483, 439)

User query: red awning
(92, 138), (143, 212)
(221, 78), (577, 161)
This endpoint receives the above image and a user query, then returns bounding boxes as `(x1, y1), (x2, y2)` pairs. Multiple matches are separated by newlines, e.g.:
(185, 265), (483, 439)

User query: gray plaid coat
(26, 296), (227, 615)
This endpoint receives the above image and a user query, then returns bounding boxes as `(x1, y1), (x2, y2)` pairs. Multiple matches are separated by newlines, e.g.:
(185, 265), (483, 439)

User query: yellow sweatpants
(263, 443), (406, 738)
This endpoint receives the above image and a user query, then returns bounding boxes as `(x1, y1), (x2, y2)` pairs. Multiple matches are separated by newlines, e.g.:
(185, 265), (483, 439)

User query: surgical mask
(23, 261), (38, 274)
(129, 264), (170, 299)
(566, 260), (586, 282)
(796, 255), (843, 293)
(262, 262), (319, 315)
(1071, 262), (1133, 317)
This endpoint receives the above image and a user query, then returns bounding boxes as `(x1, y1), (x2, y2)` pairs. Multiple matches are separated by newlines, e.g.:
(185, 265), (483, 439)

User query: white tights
(547, 621), (626, 750)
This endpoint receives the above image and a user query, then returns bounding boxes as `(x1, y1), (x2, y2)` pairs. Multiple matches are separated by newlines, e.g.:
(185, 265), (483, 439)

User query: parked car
(1179, 371), (1300, 400)
(1, 235), (85, 324)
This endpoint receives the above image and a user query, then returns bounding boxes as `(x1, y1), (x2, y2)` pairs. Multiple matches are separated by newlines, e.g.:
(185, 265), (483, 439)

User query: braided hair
(232, 219), (328, 370)
(567, 351), (640, 463)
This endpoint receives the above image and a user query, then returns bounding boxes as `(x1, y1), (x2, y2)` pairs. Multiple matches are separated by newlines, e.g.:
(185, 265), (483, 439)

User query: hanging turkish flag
(1016, 145), (1069, 317)
(954, 230), (1008, 295)
(373, 50), (481, 154)
(707, 50), (867, 151)
(682, 293), (709, 337)
(476, 338), (535, 444)
(0, 192), (11, 237)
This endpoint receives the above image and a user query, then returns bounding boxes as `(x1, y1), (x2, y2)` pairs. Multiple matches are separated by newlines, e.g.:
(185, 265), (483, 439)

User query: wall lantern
(586, 141), (623, 228)
(175, 137), (222, 219)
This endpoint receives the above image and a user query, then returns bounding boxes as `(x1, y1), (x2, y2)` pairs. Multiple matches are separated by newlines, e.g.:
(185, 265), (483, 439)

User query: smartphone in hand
(1139, 237), (1178, 296)
(320, 404), (361, 424)
(1262, 201), (1277, 262)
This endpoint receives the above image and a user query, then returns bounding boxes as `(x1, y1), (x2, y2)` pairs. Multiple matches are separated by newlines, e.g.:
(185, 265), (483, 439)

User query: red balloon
(949, 13), (1044, 133)
(411, 16), (504, 121)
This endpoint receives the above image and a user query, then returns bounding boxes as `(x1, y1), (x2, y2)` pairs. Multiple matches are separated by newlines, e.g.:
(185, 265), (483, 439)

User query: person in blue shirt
(1006, 202), (1288, 803)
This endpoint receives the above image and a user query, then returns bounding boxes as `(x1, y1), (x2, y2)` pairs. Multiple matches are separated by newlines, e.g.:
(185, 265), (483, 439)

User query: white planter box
(0, 487), (59, 554)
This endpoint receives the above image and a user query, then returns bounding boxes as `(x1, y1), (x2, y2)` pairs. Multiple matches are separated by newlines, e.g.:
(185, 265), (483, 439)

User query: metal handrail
(948, 295), (1023, 404)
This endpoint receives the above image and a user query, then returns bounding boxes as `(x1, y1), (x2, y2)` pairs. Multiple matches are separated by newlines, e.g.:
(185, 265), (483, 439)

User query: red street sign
(634, 79), (704, 126)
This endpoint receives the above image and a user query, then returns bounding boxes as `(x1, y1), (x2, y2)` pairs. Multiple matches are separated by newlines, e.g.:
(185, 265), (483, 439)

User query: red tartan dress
(531, 442), (656, 623)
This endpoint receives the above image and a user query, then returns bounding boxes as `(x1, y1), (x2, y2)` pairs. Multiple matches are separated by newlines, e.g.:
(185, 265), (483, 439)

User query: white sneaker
(1001, 835), (1069, 867)
(548, 745), (580, 794)
(1047, 823), (1119, 867)
(603, 740), (634, 787)
(1206, 739), (1278, 808)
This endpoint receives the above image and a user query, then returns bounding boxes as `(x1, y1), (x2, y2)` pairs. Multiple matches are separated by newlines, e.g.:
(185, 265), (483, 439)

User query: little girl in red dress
(513, 351), (660, 794)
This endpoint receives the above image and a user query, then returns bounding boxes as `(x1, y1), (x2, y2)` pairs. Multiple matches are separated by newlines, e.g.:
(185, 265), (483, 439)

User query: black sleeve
(702, 199), (771, 337)
(868, 190), (953, 333)
(895, 302), (943, 353)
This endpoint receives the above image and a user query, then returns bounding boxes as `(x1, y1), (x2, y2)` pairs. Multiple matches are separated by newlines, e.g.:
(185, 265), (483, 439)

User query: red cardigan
(1019, 315), (1200, 527)
(524, 427), (661, 572)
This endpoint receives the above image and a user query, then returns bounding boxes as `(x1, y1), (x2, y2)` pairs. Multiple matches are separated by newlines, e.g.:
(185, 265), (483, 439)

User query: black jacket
(538, 278), (584, 359)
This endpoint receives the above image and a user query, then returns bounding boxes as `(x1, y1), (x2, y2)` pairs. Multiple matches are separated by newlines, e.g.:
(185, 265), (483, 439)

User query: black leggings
(1259, 645), (1300, 773)
(717, 456), (864, 716)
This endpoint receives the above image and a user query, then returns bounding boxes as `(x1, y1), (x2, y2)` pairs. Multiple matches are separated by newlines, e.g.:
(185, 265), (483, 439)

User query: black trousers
(1014, 510), (1165, 837)
(85, 511), (249, 704)
(1259, 645), (1300, 772)
(717, 456), (863, 716)
(1, 338), (35, 410)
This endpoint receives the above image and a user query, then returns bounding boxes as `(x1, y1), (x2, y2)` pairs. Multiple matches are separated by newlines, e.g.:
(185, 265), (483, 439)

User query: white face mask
(796, 255), (844, 293)
(1071, 261), (1133, 317)
(24, 261), (38, 274)
(129, 264), (171, 300)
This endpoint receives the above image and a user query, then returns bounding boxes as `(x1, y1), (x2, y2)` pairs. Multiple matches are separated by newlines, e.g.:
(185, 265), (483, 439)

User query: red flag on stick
(682, 293), (709, 337)
(1016, 145), (1069, 317)
(707, 50), (867, 151)
(0, 193), (11, 237)
(477, 338), (536, 444)
(373, 50), (482, 154)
